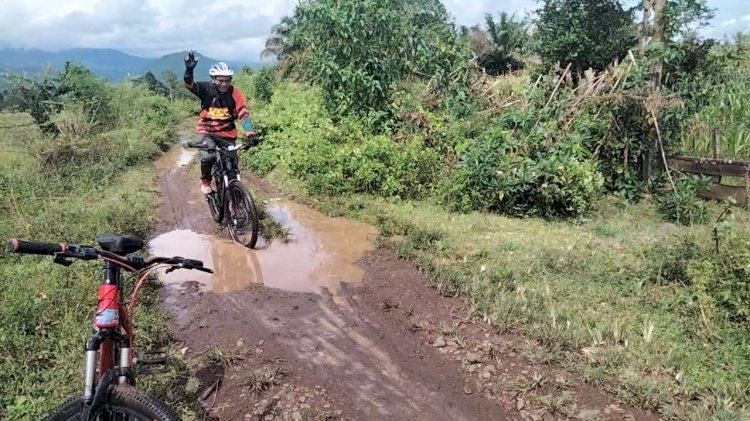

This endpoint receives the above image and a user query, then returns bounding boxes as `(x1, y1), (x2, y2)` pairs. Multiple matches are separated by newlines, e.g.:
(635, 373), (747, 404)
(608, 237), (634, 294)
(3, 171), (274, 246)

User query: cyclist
(183, 50), (256, 194)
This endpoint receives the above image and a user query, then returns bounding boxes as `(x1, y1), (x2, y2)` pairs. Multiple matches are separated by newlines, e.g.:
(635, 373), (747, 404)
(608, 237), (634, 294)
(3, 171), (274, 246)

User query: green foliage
(654, 174), (711, 225)
(132, 71), (170, 98)
(439, 111), (604, 217)
(244, 82), (440, 199)
(463, 12), (533, 75)
(1, 62), (116, 134)
(110, 83), (179, 150)
(250, 66), (275, 104)
(654, 215), (750, 326)
(534, 0), (637, 73)
(278, 0), (472, 126)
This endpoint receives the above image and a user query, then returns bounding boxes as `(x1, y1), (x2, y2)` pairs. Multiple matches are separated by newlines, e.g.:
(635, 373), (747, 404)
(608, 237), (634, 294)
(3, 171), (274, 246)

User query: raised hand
(184, 50), (199, 69)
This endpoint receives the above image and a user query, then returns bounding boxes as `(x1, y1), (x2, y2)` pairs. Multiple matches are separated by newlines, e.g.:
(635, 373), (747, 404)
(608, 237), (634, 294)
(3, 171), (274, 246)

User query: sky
(0, 0), (747, 63)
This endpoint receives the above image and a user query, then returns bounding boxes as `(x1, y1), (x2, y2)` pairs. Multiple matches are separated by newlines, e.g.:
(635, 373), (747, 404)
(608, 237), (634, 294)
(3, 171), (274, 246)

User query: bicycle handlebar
(6, 238), (214, 274)
(185, 139), (258, 152)
(7, 239), (67, 255)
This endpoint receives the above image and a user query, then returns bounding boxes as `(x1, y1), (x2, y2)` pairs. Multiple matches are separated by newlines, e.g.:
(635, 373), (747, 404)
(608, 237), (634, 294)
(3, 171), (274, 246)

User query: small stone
(259, 339), (265, 346)
(244, 414), (253, 419)
(578, 409), (601, 420)
(324, 404), (331, 409)
(463, 385), (473, 395)
(298, 396), (306, 403)
(466, 352), (481, 363)
(237, 338), (245, 347)
(180, 346), (189, 355)
(287, 391), (297, 400)
(433, 336), (447, 348)
(480, 371), (491, 379)
(256, 348), (264, 354)
(447, 341), (459, 347)
(516, 397), (525, 411)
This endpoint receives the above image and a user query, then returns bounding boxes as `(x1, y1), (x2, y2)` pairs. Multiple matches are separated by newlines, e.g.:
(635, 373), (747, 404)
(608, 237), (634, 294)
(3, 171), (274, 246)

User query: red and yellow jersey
(184, 81), (249, 139)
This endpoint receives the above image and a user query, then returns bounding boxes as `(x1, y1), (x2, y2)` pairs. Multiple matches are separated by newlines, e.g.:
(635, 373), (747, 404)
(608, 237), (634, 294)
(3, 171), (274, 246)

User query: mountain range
(0, 48), (265, 82)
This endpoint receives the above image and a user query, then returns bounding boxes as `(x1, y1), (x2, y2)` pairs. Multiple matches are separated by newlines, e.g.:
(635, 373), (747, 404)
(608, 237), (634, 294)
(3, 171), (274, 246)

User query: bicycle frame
(83, 259), (134, 403)
(209, 141), (245, 204)
(5, 236), (213, 418)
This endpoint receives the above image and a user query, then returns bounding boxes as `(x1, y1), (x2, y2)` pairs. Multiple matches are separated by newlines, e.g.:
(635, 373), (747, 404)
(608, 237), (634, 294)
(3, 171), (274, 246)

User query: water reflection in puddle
(155, 144), (196, 171)
(149, 200), (377, 295)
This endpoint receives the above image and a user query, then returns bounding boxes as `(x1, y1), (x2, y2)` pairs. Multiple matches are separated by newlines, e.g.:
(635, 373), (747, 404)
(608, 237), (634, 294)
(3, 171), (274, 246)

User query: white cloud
(1, 0), (746, 62)
(0, 0), (298, 61)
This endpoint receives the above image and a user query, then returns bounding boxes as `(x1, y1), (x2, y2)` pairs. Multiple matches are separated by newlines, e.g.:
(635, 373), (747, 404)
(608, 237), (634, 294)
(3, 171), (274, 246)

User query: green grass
(0, 112), (203, 419)
(262, 165), (750, 419)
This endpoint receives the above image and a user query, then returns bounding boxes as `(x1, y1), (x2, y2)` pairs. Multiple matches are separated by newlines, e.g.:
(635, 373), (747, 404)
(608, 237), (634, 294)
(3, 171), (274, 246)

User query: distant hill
(0, 48), (264, 82)
(142, 51), (262, 81)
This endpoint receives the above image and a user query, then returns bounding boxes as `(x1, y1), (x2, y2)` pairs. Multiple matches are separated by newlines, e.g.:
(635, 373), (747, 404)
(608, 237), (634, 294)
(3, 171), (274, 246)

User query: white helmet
(208, 62), (234, 76)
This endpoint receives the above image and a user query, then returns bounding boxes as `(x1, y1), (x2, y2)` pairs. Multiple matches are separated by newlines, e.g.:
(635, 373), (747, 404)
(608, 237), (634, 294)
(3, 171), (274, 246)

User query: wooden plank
(668, 157), (750, 178)
(699, 183), (748, 206)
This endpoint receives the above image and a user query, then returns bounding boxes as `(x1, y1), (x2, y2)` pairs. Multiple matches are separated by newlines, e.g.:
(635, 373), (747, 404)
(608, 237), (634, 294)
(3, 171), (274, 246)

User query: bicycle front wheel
(226, 180), (259, 248)
(48, 384), (179, 421)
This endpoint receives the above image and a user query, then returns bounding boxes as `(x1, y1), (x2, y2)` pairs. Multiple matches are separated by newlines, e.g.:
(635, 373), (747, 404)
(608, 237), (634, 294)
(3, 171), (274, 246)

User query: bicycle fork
(83, 329), (133, 403)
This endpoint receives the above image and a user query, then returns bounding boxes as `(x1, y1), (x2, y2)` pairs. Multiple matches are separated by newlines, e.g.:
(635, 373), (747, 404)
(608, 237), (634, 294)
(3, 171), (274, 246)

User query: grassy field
(262, 168), (750, 419)
(0, 112), (202, 419)
(236, 70), (750, 418)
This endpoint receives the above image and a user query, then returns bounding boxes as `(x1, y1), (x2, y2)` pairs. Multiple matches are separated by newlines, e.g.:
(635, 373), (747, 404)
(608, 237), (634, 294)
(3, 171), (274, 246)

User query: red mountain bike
(6, 233), (214, 420)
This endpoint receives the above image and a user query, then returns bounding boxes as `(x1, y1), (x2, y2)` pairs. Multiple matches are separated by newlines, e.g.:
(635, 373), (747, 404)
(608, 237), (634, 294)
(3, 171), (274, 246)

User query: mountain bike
(187, 137), (260, 249)
(6, 233), (214, 420)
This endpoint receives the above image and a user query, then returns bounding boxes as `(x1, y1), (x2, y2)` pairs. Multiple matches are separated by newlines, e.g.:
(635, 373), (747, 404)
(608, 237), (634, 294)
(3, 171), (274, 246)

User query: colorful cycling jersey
(184, 81), (249, 139)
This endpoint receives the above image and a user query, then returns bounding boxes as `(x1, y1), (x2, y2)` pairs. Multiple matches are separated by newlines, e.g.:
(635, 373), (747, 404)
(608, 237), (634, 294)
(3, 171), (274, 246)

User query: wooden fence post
(711, 127), (720, 159)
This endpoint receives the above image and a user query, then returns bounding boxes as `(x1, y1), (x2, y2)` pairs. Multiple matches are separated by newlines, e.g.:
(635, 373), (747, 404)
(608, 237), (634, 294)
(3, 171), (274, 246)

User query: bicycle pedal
(135, 349), (168, 366)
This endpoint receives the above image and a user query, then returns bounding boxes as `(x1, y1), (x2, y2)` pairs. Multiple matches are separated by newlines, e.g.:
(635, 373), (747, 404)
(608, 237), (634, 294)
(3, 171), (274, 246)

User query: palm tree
(260, 16), (296, 61)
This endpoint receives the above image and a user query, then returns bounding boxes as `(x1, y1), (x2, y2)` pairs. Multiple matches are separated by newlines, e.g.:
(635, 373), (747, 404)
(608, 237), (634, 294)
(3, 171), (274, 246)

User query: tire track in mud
(150, 134), (661, 421)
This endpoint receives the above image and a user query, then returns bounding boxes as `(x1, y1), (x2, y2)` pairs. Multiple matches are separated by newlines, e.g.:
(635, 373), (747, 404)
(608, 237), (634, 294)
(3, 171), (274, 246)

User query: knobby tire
(48, 384), (179, 421)
(226, 180), (259, 249)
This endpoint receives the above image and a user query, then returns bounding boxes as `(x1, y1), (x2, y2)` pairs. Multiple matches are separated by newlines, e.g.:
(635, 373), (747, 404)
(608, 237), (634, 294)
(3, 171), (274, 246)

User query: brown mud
(149, 133), (662, 421)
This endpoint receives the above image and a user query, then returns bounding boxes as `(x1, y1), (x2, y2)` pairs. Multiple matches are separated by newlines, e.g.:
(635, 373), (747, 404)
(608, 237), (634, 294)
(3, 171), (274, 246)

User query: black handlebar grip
(183, 258), (204, 267)
(7, 239), (67, 255)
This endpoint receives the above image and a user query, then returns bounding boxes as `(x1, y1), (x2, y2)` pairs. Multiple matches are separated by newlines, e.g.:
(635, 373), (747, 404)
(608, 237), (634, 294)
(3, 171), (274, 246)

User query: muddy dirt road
(149, 134), (660, 421)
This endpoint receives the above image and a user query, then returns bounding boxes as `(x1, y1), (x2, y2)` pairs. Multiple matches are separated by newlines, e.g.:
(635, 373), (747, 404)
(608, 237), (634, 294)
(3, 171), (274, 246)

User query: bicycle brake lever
(53, 254), (74, 266)
(165, 265), (181, 274)
(195, 267), (214, 274)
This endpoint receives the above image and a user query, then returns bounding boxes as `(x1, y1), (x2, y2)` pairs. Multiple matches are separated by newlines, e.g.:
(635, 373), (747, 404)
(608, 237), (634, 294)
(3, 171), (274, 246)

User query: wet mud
(150, 134), (662, 421)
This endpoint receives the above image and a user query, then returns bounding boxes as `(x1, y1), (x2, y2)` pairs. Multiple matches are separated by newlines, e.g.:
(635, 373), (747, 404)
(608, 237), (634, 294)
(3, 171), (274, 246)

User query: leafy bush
(111, 84), (179, 150)
(654, 174), (711, 225)
(2, 63), (116, 134)
(652, 227), (750, 326)
(440, 121), (604, 217)
(250, 66), (275, 104)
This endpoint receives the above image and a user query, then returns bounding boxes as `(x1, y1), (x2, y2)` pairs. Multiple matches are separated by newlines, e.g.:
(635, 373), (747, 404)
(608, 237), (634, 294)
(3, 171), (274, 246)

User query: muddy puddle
(149, 199), (377, 296)
(155, 142), (195, 172)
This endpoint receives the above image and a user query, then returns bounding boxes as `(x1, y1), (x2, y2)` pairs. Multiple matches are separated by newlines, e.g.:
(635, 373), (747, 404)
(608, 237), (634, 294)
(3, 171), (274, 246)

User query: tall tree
(534, 0), (638, 73)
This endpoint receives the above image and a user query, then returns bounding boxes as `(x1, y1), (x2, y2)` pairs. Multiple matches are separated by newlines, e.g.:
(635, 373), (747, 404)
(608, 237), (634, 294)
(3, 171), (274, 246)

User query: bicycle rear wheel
(48, 384), (179, 420)
(225, 180), (259, 248)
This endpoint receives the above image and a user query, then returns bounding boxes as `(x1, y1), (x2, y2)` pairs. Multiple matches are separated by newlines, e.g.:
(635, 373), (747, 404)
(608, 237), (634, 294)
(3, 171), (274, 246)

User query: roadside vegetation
(232, 0), (750, 418)
(0, 65), (201, 419)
